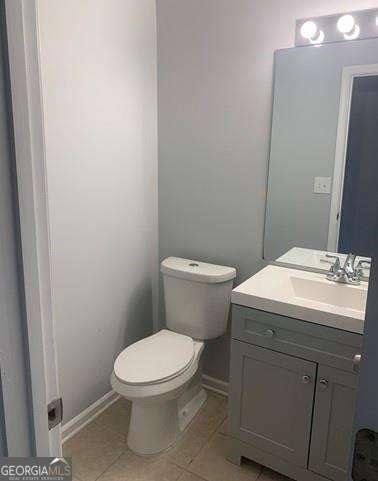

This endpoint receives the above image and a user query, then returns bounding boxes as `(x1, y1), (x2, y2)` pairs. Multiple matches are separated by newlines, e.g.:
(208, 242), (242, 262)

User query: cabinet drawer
(232, 305), (363, 372)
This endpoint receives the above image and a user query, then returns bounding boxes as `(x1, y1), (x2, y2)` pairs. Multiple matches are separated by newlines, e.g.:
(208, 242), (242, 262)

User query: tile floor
(63, 390), (292, 481)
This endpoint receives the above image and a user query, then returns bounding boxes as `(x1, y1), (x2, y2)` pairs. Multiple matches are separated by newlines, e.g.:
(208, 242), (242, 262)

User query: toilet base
(178, 386), (207, 432)
(111, 338), (206, 455)
(127, 380), (207, 455)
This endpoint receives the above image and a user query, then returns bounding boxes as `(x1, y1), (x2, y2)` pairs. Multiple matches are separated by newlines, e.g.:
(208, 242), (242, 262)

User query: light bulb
(300, 21), (318, 40)
(337, 14), (355, 34)
(344, 24), (360, 40)
(310, 30), (325, 45)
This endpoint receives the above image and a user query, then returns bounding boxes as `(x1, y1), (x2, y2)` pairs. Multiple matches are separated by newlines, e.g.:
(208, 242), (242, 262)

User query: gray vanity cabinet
(230, 340), (316, 468)
(229, 305), (363, 481)
(309, 366), (358, 481)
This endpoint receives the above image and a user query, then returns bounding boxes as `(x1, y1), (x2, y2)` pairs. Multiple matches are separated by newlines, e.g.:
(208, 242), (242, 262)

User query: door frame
(327, 63), (378, 252)
(4, 0), (61, 455)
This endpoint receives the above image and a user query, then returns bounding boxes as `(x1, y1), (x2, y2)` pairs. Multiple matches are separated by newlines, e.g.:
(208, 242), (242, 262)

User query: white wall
(38, 0), (158, 422)
(157, 0), (378, 382)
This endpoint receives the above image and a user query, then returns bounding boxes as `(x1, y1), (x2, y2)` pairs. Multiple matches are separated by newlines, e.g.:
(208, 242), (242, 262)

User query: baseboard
(202, 374), (229, 397)
(61, 390), (120, 443)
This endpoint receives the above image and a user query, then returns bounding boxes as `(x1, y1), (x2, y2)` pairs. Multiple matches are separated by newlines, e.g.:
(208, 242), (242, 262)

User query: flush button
(189, 263), (199, 267)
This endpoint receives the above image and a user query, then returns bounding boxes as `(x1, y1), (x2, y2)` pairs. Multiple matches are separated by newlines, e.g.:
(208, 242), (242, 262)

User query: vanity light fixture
(296, 8), (378, 47)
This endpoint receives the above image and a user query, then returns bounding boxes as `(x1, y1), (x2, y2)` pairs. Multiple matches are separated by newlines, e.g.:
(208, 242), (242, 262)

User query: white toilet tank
(161, 257), (237, 340)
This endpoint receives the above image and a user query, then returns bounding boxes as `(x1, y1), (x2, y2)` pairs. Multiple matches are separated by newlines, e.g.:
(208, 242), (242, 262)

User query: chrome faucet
(326, 253), (370, 285)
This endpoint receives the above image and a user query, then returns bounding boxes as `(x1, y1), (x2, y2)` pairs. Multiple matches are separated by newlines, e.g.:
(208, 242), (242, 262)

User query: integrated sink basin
(290, 276), (367, 312)
(232, 265), (368, 333)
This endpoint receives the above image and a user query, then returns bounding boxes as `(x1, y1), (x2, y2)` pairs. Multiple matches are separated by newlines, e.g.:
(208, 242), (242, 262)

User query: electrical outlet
(314, 177), (332, 194)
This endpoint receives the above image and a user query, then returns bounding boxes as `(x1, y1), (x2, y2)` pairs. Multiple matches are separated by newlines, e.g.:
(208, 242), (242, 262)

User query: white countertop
(232, 265), (367, 334)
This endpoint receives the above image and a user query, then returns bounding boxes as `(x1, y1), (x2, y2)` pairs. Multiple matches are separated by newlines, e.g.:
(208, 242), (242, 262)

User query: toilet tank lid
(161, 257), (237, 284)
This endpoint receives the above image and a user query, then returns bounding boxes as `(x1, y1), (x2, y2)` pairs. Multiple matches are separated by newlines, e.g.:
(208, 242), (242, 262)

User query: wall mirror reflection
(264, 38), (378, 274)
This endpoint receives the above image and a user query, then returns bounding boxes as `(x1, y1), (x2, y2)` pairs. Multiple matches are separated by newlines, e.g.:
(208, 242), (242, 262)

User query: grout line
(179, 467), (208, 481)
(184, 414), (227, 475)
(93, 447), (128, 481)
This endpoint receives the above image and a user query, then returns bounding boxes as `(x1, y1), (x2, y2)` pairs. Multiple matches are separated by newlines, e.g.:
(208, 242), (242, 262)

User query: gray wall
(157, 0), (378, 382)
(265, 39), (378, 260)
(38, 0), (158, 423)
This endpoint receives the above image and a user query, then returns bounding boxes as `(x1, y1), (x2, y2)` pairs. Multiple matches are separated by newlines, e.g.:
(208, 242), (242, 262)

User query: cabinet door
(309, 365), (358, 481)
(229, 340), (316, 467)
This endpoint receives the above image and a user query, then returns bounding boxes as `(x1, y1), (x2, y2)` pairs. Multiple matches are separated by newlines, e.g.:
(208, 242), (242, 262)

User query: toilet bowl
(111, 329), (205, 454)
(111, 257), (236, 455)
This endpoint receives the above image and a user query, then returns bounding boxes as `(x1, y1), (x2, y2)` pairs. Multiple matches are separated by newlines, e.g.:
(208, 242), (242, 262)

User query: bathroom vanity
(228, 23), (375, 481)
(228, 265), (366, 481)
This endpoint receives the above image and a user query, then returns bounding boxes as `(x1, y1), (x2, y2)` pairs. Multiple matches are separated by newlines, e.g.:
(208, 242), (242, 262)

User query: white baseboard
(61, 390), (120, 443)
(202, 374), (229, 397)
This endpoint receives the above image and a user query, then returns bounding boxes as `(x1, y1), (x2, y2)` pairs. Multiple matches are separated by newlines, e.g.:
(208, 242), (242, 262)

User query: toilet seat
(114, 329), (195, 386)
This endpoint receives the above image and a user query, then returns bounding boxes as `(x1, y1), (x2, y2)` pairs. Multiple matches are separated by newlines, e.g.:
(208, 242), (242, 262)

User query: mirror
(264, 38), (378, 272)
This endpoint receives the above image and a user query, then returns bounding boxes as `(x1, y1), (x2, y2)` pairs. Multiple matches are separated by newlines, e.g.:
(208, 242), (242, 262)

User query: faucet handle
(355, 259), (371, 277)
(343, 253), (357, 268)
(325, 254), (341, 273)
(356, 259), (371, 269)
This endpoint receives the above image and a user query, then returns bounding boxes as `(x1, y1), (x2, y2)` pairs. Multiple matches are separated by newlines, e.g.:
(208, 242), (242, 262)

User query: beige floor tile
(95, 397), (131, 438)
(189, 433), (262, 481)
(192, 393), (227, 437)
(259, 467), (293, 481)
(98, 449), (183, 481)
(63, 421), (127, 481)
(166, 428), (208, 468)
(167, 392), (227, 467)
(179, 472), (207, 481)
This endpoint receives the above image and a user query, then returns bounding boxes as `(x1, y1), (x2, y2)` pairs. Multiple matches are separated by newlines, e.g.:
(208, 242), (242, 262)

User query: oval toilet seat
(114, 329), (195, 386)
(111, 338), (204, 402)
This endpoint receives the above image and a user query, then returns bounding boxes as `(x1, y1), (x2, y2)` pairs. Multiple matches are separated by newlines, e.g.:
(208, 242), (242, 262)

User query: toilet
(111, 256), (236, 455)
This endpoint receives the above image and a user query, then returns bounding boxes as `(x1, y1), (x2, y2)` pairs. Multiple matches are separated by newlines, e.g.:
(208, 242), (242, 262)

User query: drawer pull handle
(302, 374), (312, 384)
(264, 329), (275, 338)
(319, 379), (329, 390)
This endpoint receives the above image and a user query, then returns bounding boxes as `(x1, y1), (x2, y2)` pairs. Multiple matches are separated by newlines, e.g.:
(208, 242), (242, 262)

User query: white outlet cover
(314, 177), (332, 194)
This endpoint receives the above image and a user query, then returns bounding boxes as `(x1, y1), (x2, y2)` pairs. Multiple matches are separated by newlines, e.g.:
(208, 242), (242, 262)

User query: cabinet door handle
(319, 379), (329, 390)
(353, 354), (361, 373)
(264, 329), (275, 338)
(302, 374), (312, 384)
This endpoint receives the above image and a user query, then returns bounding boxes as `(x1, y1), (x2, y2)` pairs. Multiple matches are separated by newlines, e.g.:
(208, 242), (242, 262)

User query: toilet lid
(114, 329), (195, 385)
